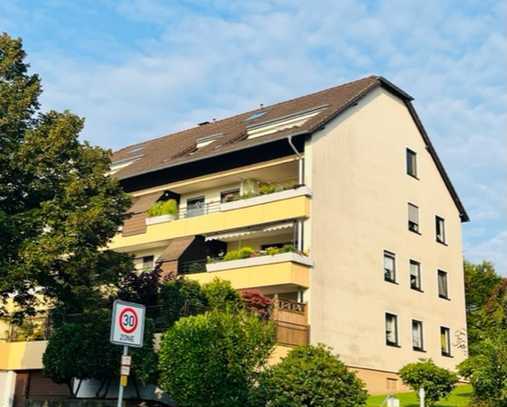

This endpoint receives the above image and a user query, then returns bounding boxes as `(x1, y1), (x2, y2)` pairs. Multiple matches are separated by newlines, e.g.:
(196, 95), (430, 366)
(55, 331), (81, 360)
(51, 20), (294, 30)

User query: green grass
(366, 385), (473, 407)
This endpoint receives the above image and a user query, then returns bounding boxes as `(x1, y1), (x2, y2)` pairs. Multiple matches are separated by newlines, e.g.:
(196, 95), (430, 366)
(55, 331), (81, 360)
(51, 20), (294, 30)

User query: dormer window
(195, 133), (224, 149)
(246, 105), (328, 140)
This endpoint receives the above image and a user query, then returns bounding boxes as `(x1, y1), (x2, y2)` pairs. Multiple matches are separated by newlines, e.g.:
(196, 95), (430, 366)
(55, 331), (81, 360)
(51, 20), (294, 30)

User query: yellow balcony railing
(186, 253), (311, 290)
(109, 192), (311, 252)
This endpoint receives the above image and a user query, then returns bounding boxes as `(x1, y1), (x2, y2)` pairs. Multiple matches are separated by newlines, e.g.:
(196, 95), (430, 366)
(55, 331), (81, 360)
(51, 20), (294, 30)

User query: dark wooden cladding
(275, 321), (310, 347)
(271, 297), (310, 346)
(122, 213), (147, 236)
(27, 370), (70, 399)
(13, 372), (29, 407)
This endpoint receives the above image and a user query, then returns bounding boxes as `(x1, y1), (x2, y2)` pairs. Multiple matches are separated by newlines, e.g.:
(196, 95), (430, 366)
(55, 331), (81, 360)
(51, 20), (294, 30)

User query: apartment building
(0, 75), (469, 402)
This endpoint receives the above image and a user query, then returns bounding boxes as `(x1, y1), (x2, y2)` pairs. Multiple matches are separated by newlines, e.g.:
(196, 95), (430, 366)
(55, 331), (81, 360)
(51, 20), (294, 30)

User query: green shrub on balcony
(147, 199), (178, 217)
(219, 245), (299, 262)
(223, 246), (255, 261)
(264, 244), (296, 256)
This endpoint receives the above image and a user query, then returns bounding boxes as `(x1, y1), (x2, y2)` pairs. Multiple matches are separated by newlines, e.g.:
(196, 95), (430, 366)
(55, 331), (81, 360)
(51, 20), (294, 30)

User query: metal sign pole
(117, 345), (128, 407)
(419, 387), (425, 407)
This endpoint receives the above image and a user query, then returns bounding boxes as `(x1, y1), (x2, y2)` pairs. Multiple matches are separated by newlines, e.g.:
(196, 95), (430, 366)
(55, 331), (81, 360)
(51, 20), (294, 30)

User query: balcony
(184, 252), (311, 292)
(111, 186), (311, 252)
(272, 297), (310, 347)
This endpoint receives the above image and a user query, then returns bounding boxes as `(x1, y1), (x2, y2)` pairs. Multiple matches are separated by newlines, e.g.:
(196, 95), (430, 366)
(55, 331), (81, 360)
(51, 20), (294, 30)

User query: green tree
(202, 278), (243, 311)
(255, 344), (367, 407)
(158, 278), (208, 328)
(0, 33), (132, 320)
(43, 312), (117, 397)
(43, 311), (158, 398)
(399, 359), (458, 407)
(459, 329), (507, 407)
(464, 260), (505, 352)
(158, 310), (275, 407)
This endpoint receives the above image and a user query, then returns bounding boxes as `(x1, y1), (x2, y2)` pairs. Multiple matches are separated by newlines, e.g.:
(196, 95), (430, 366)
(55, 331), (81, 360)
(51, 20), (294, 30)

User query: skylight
(246, 111), (267, 121)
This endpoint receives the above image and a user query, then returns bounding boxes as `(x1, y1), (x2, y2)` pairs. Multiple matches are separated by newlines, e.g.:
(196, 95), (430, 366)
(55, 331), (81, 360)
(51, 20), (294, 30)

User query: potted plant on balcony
(146, 199), (178, 225)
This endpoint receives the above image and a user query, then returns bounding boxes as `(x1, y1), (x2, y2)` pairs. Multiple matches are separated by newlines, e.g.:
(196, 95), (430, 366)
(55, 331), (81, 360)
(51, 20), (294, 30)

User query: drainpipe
(288, 136), (304, 252)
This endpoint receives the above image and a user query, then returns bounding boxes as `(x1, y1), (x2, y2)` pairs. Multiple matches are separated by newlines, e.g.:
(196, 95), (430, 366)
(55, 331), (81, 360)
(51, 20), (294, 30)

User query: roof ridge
(113, 75), (379, 154)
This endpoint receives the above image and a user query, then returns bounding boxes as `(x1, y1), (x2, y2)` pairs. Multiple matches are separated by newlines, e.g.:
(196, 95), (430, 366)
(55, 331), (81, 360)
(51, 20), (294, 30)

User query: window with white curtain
(410, 260), (422, 291)
(412, 320), (424, 351)
(441, 326), (451, 356)
(384, 251), (396, 283)
(385, 313), (399, 346)
(436, 216), (446, 243)
(438, 270), (449, 299)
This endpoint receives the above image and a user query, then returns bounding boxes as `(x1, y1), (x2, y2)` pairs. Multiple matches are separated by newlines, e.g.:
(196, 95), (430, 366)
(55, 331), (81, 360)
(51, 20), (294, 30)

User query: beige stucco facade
(307, 88), (467, 388)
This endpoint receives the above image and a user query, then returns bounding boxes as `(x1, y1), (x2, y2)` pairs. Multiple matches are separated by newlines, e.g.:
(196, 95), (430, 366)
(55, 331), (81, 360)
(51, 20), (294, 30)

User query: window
(436, 216), (446, 244)
(384, 251), (396, 283)
(440, 327), (451, 356)
(142, 255), (154, 272)
(385, 313), (399, 346)
(406, 149), (417, 177)
(408, 203), (420, 233)
(186, 196), (205, 217)
(412, 320), (424, 351)
(438, 270), (449, 299)
(220, 189), (240, 203)
(410, 260), (422, 291)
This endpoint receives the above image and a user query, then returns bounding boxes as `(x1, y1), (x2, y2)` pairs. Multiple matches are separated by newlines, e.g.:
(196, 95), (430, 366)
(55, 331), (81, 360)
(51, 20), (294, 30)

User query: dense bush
(223, 246), (255, 261)
(147, 199), (178, 217)
(158, 278), (208, 328)
(202, 278), (243, 311)
(240, 289), (272, 320)
(459, 329), (507, 407)
(399, 359), (458, 407)
(43, 311), (157, 398)
(158, 310), (275, 407)
(255, 344), (367, 407)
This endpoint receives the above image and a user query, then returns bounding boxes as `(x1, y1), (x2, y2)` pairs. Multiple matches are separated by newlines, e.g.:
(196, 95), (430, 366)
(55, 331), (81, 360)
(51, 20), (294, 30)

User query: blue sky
(1, 0), (506, 273)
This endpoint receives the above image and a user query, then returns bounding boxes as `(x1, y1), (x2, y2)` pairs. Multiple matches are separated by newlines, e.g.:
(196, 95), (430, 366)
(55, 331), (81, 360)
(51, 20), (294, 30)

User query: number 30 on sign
(110, 300), (145, 348)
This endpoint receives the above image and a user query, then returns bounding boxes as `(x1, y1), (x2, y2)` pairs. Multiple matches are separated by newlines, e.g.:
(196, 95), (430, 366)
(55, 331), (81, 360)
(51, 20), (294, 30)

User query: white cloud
(3, 0), (506, 271)
(465, 231), (507, 275)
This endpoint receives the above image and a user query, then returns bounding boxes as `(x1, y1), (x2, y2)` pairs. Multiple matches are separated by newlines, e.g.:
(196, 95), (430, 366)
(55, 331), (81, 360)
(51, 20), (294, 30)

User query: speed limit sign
(110, 300), (145, 348)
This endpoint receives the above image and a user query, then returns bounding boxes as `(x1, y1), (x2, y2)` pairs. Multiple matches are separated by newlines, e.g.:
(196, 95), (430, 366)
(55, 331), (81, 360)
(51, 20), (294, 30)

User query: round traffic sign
(119, 307), (138, 334)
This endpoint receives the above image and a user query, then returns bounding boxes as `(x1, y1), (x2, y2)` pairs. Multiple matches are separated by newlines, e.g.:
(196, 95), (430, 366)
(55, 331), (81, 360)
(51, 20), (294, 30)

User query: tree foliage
(459, 329), (507, 407)
(158, 278), (208, 328)
(399, 359), (458, 407)
(240, 289), (272, 320)
(255, 344), (367, 407)
(43, 311), (117, 397)
(158, 310), (276, 407)
(464, 260), (506, 353)
(0, 33), (132, 320)
(202, 278), (243, 311)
